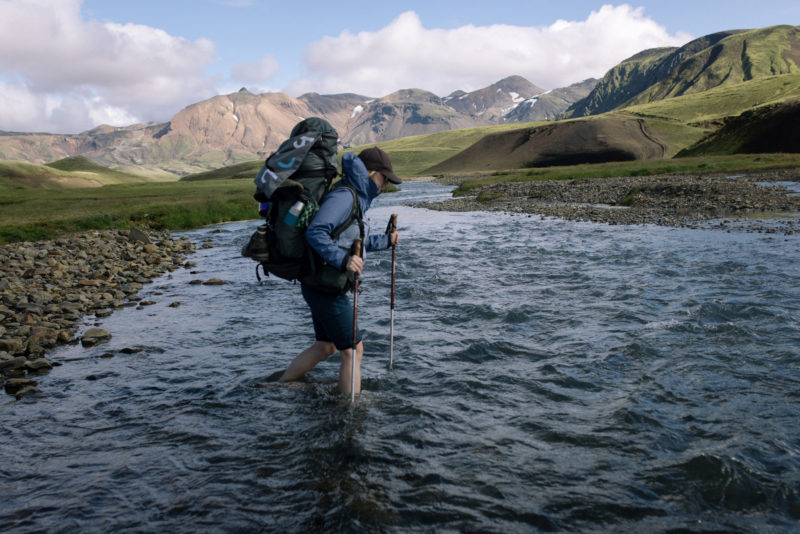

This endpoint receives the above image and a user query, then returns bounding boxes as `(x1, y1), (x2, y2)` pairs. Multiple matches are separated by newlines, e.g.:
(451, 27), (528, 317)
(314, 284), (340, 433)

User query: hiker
(278, 147), (401, 395)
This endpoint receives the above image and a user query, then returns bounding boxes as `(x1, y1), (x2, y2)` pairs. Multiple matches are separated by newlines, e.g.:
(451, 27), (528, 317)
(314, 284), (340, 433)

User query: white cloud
(286, 5), (692, 97)
(0, 0), (218, 133)
(230, 54), (280, 85)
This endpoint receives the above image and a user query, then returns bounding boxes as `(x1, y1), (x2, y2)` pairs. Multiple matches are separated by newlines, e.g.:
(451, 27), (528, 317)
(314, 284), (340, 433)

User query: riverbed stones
(0, 228), (197, 398)
(425, 171), (800, 233)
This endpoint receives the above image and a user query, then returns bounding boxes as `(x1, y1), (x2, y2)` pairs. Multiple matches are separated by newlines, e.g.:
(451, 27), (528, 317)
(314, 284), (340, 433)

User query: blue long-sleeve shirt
(305, 152), (390, 270)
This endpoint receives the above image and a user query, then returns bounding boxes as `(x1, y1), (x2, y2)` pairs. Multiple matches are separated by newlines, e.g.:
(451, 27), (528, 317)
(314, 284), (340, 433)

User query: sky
(0, 0), (797, 134)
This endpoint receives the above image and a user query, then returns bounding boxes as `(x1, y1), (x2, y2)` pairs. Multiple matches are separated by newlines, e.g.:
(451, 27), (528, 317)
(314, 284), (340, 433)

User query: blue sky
(0, 0), (797, 133)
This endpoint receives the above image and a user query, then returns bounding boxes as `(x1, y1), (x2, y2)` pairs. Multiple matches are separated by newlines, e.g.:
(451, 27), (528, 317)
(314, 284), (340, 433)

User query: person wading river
(278, 147), (401, 396)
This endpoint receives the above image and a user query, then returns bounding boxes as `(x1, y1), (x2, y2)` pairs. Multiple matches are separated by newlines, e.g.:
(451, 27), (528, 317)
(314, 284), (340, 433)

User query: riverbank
(421, 170), (800, 234)
(0, 229), (197, 399)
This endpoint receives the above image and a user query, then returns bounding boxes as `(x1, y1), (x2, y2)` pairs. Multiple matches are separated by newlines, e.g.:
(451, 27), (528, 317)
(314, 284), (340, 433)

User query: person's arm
(305, 188), (355, 270)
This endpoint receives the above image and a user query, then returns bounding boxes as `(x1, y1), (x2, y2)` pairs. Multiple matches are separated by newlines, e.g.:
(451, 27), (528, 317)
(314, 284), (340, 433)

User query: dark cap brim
(384, 171), (402, 184)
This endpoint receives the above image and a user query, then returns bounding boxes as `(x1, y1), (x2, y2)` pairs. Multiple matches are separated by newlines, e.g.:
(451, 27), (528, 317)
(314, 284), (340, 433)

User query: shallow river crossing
(2, 181), (800, 533)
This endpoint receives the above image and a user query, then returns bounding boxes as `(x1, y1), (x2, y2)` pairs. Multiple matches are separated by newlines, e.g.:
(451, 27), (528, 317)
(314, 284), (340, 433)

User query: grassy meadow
(0, 178), (257, 244)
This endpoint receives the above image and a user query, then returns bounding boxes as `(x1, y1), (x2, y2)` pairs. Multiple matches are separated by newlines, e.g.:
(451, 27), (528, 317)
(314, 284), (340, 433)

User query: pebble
(0, 228), (197, 399)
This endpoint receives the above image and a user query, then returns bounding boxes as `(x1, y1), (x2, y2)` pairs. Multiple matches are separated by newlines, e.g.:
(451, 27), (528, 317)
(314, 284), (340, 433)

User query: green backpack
(242, 117), (363, 292)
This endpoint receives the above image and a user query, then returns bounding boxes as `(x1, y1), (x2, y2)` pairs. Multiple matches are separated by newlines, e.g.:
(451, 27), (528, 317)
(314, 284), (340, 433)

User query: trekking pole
(386, 214), (398, 369)
(350, 238), (362, 405)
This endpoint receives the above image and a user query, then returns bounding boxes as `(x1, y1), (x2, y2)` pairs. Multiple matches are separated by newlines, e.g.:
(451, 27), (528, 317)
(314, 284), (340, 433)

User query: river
(2, 181), (799, 533)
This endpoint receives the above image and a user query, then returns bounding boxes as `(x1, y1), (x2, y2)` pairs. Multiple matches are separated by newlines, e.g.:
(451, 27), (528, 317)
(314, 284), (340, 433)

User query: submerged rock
(81, 328), (112, 347)
(4, 377), (38, 395)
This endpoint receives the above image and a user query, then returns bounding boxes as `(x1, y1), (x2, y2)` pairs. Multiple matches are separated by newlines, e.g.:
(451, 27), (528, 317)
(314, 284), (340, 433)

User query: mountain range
(1, 24), (799, 178)
(0, 76), (595, 176)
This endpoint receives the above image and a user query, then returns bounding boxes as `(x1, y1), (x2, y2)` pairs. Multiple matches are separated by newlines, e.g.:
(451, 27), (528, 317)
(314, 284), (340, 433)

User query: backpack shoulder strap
(330, 185), (364, 240)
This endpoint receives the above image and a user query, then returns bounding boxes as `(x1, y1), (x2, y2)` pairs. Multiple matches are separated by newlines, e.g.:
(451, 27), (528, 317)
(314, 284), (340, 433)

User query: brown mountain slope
(166, 90), (369, 159)
(427, 117), (667, 173)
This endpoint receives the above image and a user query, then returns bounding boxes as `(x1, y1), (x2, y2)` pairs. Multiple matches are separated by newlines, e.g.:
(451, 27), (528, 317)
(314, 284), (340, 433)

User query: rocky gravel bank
(422, 171), (800, 234)
(0, 228), (196, 399)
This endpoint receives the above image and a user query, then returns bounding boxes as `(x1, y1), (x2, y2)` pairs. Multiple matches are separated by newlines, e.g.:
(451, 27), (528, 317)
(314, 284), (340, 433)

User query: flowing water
(2, 182), (800, 533)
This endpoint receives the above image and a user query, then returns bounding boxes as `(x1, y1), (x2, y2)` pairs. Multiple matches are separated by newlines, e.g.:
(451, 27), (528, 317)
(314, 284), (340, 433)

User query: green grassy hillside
(622, 73), (800, 124)
(632, 25), (800, 105)
(677, 100), (800, 156)
(568, 25), (799, 117)
(566, 46), (680, 117)
(0, 157), (156, 189)
(45, 156), (152, 183)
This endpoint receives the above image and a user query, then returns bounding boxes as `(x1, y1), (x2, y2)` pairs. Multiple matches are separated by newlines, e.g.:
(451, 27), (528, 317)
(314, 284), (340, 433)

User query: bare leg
(279, 341), (336, 382)
(338, 341), (364, 395)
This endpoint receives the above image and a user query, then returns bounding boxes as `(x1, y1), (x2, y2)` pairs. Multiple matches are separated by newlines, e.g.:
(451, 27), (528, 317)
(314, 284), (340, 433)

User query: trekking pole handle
(386, 213), (398, 234)
(351, 238), (362, 258)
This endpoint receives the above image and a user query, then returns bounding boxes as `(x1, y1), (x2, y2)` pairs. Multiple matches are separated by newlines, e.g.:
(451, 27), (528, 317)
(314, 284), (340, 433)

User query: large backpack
(242, 118), (363, 292)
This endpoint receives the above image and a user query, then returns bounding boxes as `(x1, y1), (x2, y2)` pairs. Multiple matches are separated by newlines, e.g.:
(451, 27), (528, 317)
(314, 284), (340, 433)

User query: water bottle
(283, 200), (304, 226)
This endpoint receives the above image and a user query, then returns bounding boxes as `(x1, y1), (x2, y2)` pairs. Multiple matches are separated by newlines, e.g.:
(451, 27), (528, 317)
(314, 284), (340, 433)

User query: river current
(2, 181), (799, 533)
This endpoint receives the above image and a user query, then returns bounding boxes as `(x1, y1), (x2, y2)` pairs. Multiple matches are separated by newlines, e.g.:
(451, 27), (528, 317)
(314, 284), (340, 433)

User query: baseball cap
(358, 147), (402, 184)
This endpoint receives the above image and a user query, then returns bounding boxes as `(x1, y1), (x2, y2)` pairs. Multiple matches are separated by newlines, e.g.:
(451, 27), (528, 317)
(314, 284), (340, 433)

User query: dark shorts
(301, 284), (362, 350)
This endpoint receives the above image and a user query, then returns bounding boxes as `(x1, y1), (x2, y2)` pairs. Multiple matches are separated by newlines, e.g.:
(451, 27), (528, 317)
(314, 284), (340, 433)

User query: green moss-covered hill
(567, 25), (800, 117)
